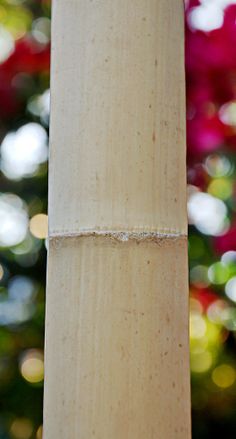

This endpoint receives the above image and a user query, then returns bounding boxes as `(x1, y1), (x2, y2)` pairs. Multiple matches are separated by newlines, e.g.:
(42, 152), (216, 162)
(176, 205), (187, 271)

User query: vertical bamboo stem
(44, 1), (191, 438)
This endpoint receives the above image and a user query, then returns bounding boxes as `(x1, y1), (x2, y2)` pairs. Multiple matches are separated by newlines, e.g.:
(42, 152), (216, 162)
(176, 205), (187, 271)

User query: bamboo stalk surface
(44, 1), (191, 438)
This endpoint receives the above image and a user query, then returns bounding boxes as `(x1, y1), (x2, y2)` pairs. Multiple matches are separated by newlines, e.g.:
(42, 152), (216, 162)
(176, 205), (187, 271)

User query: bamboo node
(49, 230), (187, 245)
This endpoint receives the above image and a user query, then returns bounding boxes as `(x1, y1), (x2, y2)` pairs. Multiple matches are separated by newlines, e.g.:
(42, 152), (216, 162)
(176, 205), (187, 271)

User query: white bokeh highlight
(1, 123), (48, 180)
(188, 192), (228, 236)
(188, 0), (236, 32)
(27, 89), (50, 125)
(0, 194), (28, 247)
(0, 26), (14, 63)
(225, 277), (236, 302)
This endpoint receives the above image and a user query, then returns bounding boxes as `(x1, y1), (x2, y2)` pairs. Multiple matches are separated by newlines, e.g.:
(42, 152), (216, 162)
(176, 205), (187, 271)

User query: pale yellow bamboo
(44, 1), (191, 438)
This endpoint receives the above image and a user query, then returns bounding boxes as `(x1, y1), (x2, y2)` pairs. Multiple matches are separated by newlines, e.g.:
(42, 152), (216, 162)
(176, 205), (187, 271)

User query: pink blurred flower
(186, 4), (236, 156)
(214, 223), (236, 254)
(187, 114), (225, 156)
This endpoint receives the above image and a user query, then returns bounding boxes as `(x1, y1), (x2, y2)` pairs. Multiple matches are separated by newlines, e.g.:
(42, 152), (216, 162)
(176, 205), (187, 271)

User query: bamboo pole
(44, 1), (191, 438)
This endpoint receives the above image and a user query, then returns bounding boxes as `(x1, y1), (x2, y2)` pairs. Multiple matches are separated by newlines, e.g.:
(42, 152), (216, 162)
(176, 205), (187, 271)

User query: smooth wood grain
(44, 0), (191, 438)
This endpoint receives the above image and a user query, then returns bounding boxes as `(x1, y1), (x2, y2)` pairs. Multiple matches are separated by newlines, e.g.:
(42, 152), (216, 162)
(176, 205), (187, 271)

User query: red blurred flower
(0, 37), (50, 119)
(214, 224), (236, 254)
(191, 287), (219, 312)
(187, 114), (225, 156)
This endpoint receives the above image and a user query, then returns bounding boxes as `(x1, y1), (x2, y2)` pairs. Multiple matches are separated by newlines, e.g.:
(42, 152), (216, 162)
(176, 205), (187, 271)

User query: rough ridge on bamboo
(44, 1), (191, 438)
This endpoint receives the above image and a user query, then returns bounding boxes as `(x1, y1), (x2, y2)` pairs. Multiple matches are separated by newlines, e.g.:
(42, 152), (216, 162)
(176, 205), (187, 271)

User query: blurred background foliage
(1, 0), (236, 438)
(0, 0), (49, 437)
(187, 0), (236, 437)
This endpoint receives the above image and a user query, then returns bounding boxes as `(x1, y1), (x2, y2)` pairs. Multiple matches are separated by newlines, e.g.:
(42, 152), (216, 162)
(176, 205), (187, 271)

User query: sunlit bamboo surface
(44, 1), (191, 438)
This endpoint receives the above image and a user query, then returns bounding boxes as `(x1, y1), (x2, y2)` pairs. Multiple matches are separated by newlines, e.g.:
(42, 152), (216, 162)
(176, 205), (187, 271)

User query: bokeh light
(36, 425), (43, 439)
(1, 123), (48, 180)
(212, 364), (236, 388)
(188, 191), (228, 235)
(20, 349), (44, 384)
(191, 351), (213, 373)
(0, 194), (28, 246)
(0, 26), (14, 63)
(29, 213), (48, 239)
(188, 3), (224, 32)
(225, 277), (236, 302)
(10, 418), (33, 439)
(208, 262), (229, 285)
